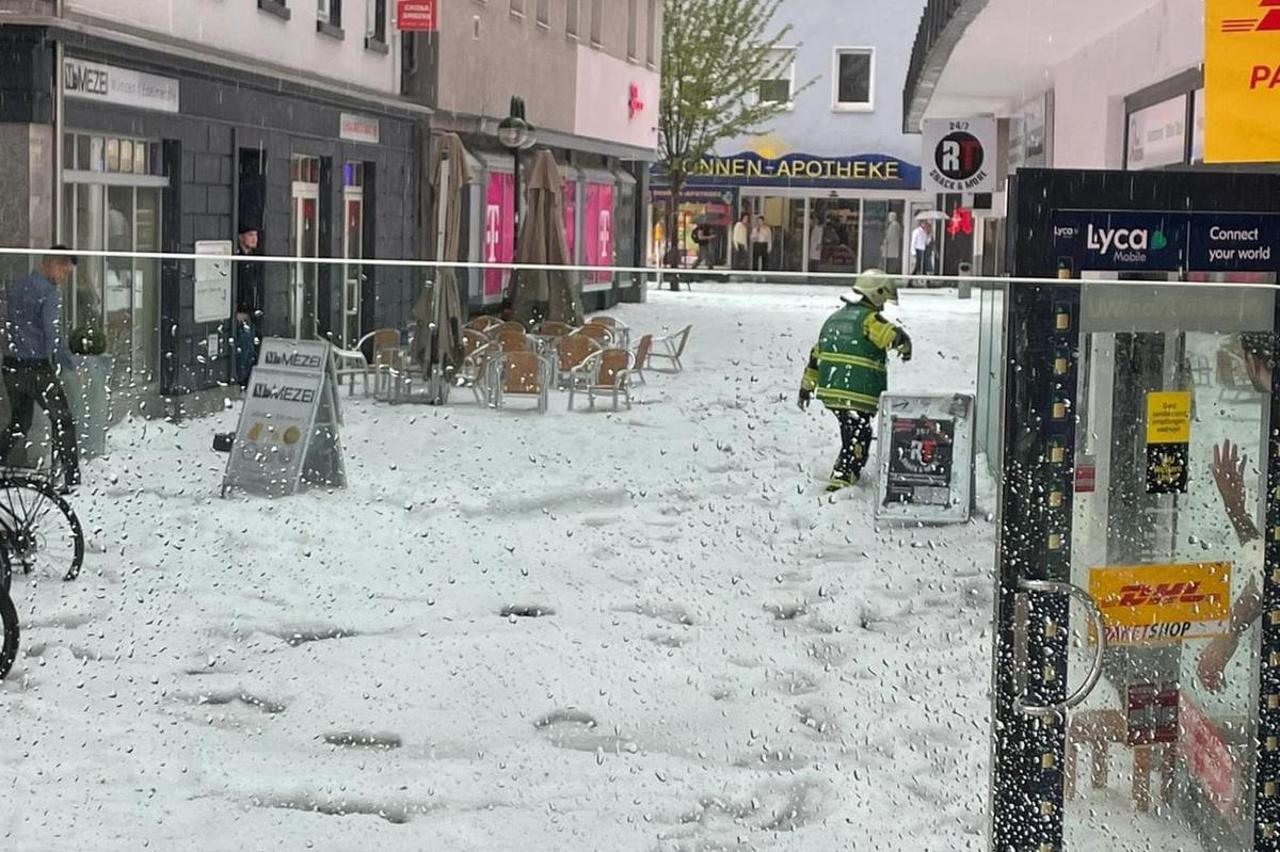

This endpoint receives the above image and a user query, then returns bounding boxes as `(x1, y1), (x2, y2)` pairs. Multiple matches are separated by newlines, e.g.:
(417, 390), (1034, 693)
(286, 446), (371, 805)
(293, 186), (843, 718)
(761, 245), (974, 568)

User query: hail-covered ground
(1, 283), (995, 851)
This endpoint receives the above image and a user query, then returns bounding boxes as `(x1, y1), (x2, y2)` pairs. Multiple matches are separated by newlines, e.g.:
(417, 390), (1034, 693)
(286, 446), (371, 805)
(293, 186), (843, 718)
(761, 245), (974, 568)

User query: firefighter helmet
(844, 269), (899, 308)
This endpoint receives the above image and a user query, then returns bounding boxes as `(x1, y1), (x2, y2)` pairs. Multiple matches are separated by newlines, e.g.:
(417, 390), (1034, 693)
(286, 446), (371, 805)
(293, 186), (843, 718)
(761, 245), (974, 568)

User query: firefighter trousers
(832, 409), (874, 486)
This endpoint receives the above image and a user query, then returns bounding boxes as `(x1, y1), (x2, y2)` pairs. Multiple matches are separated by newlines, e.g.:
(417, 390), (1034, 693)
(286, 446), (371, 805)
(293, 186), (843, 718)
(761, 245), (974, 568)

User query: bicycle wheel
(0, 477), (84, 582)
(0, 587), (17, 680)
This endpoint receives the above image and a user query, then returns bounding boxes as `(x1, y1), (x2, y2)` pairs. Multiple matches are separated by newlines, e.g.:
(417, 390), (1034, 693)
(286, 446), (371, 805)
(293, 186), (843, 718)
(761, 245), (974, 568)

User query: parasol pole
(429, 152), (452, 402)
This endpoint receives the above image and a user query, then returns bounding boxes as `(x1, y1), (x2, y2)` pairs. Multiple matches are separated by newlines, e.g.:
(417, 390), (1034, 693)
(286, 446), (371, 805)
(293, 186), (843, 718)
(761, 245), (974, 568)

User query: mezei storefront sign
(673, 152), (921, 190)
(63, 57), (179, 114)
(1052, 209), (1280, 271)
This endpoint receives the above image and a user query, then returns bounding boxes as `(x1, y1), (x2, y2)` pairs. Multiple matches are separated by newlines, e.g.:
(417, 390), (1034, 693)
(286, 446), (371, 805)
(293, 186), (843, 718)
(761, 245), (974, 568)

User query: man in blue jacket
(0, 248), (80, 492)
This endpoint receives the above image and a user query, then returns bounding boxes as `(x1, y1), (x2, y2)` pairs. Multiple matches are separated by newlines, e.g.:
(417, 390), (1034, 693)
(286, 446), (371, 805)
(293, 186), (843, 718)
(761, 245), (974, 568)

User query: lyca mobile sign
(1206, 0), (1280, 162)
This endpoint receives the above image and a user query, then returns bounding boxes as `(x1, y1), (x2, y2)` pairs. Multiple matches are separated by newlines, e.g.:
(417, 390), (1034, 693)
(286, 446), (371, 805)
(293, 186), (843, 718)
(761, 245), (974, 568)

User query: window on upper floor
(536, 0), (549, 26)
(758, 48), (797, 107)
(317, 0), (343, 33)
(645, 0), (656, 66)
(366, 0), (387, 45)
(590, 0), (602, 46)
(833, 48), (875, 111)
(627, 0), (638, 59)
(567, 0), (579, 37)
(511, 0), (524, 17)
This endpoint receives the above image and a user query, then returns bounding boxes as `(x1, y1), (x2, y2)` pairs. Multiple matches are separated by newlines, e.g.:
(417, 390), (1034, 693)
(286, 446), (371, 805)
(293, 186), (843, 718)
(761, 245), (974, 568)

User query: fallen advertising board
(875, 394), (974, 524)
(1087, 561), (1231, 646)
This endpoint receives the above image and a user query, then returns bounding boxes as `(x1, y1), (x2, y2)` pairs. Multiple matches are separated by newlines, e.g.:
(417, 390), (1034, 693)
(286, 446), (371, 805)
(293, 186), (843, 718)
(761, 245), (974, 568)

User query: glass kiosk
(991, 170), (1280, 851)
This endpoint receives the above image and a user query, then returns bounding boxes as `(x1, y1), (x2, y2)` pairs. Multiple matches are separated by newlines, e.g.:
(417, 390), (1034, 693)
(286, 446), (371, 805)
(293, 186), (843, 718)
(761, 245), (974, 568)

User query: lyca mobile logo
(1086, 223), (1168, 260)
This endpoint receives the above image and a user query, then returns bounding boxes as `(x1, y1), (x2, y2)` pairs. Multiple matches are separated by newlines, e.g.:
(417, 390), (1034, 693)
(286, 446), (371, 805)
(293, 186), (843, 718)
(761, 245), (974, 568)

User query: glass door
(341, 164), (365, 350)
(810, 198), (861, 275)
(290, 156), (321, 340)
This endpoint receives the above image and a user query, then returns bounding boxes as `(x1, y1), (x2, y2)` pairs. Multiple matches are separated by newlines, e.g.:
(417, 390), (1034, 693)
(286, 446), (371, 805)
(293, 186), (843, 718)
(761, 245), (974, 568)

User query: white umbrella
(915, 210), (949, 222)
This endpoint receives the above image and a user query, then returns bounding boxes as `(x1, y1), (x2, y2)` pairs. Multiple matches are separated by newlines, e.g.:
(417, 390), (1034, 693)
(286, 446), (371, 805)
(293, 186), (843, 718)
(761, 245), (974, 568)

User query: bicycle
(0, 469), (84, 583)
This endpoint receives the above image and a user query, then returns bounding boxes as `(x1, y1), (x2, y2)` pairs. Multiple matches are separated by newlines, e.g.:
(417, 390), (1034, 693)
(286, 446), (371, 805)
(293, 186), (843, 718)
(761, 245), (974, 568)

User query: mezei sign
(1053, 209), (1280, 271)
(221, 339), (345, 498)
(63, 57), (179, 113)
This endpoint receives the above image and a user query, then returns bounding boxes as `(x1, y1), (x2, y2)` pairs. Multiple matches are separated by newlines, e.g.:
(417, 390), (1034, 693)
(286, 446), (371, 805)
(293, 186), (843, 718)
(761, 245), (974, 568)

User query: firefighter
(798, 269), (912, 491)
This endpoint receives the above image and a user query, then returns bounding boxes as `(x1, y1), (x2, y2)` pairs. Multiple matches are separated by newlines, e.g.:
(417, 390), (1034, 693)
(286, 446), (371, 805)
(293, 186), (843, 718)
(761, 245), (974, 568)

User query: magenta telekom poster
(584, 183), (614, 285)
(563, 180), (577, 263)
(484, 172), (515, 302)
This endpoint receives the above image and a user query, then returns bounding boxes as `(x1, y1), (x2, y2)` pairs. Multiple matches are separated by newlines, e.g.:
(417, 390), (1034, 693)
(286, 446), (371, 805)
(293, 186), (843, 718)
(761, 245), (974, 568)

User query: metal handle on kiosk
(1013, 578), (1107, 718)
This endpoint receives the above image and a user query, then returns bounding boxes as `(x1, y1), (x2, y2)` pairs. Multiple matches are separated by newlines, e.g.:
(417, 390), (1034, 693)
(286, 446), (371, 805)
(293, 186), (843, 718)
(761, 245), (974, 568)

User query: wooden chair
(489, 351), (552, 413)
(572, 324), (612, 347)
(569, 348), (634, 411)
(459, 342), (498, 403)
(557, 333), (601, 385)
(537, 321), (574, 338)
(462, 328), (489, 355)
(650, 325), (692, 372)
(492, 321), (527, 336)
(466, 316), (502, 333)
(631, 334), (653, 386)
(1064, 709), (1176, 814)
(371, 328), (404, 395)
(586, 316), (629, 349)
(496, 329), (533, 352)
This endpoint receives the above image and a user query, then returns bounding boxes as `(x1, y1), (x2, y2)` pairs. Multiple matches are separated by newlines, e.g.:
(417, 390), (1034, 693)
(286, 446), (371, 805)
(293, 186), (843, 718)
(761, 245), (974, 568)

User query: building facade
(651, 0), (931, 277)
(0, 0), (424, 411)
(404, 0), (662, 313)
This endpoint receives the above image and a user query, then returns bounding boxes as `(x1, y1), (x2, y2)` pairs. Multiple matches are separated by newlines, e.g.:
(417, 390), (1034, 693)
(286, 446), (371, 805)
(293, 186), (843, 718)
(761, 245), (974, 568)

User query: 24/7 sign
(1206, 0), (1280, 161)
(921, 117), (997, 194)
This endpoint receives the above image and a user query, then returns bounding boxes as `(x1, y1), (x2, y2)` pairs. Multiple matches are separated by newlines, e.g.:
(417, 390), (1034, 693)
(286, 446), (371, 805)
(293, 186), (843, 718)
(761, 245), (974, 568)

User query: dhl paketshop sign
(1088, 562), (1231, 646)
(1206, 0), (1280, 162)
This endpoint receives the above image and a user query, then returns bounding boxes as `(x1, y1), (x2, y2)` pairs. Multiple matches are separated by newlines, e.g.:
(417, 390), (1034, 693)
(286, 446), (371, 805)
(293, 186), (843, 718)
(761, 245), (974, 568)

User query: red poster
(397, 0), (437, 31)
(563, 180), (577, 263)
(584, 182), (614, 286)
(1179, 691), (1237, 818)
(484, 173), (514, 302)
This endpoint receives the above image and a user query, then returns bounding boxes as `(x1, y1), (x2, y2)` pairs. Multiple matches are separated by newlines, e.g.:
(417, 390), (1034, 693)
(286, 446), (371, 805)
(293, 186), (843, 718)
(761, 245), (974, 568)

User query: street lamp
(497, 96), (537, 261)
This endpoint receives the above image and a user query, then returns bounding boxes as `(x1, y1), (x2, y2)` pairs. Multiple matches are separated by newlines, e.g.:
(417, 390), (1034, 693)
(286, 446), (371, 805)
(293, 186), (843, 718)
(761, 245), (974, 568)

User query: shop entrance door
(991, 169), (1280, 851)
(290, 156), (321, 340)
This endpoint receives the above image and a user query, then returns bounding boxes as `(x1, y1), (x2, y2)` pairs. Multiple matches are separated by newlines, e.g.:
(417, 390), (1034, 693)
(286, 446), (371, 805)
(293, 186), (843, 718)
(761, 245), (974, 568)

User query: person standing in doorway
(0, 248), (81, 492)
(691, 221), (714, 269)
(882, 211), (904, 276)
(751, 215), (772, 272)
(911, 218), (933, 284)
(235, 227), (264, 324)
(732, 210), (751, 270)
(808, 214), (825, 276)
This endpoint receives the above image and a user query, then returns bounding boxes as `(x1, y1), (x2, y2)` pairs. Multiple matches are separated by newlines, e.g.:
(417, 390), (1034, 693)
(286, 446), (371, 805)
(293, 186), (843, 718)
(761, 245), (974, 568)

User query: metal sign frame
(874, 393), (975, 524)
(993, 168), (1280, 851)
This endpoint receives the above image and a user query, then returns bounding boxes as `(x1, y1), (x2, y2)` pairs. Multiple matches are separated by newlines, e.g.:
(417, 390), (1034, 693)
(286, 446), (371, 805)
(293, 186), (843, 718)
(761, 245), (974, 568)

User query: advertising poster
(1179, 690), (1239, 819)
(193, 239), (232, 323)
(484, 173), (515, 302)
(883, 417), (956, 507)
(921, 117), (998, 194)
(228, 367), (325, 496)
(1088, 561), (1231, 646)
(1145, 390), (1191, 493)
(584, 182), (614, 288)
(564, 180), (577, 263)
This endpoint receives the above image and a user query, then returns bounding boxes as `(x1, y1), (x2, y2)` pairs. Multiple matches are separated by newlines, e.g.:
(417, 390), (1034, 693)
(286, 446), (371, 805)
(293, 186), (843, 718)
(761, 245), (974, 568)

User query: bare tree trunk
(665, 175), (684, 291)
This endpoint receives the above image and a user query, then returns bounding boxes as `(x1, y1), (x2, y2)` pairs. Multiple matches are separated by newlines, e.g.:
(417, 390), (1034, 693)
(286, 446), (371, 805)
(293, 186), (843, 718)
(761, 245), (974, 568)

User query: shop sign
(1087, 562), (1231, 646)
(1205, 0), (1280, 162)
(671, 152), (920, 190)
(396, 0), (437, 31)
(222, 339), (345, 498)
(874, 394), (975, 525)
(921, 117), (997, 194)
(1179, 690), (1239, 819)
(1145, 391), (1191, 494)
(1127, 96), (1188, 170)
(584, 183), (614, 291)
(340, 113), (381, 145)
(193, 240), (233, 324)
(1053, 209), (1280, 272)
(483, 173), (515, 303)
(63, 57), (179, 114)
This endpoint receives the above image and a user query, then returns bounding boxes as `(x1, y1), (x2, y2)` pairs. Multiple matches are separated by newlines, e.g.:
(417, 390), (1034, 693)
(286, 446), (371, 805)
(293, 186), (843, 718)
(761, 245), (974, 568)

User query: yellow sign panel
(1088, 562), (1231, 646)
(1146, 391), (1192, 444)
(1206, 0), (1280, 162)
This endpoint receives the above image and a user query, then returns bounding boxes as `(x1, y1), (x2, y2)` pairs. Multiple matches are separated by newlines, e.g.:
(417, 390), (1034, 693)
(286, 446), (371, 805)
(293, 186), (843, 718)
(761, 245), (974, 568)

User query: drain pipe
(52, 0), (66, 245)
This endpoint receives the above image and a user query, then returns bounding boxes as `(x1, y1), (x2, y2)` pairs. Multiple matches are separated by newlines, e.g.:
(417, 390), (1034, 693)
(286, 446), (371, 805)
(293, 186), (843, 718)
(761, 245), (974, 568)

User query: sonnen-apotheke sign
(63, 58), (179, 114)
(672, 152), (921, 190)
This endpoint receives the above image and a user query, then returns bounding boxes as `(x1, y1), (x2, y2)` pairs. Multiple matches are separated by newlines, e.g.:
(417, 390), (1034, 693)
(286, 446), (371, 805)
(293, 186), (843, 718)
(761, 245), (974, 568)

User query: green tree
(658, 0), (804, 287)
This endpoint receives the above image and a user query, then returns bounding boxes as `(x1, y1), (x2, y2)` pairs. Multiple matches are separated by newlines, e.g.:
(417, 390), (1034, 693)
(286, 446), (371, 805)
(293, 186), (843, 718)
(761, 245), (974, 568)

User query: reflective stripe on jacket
(800, 301), (900, 413)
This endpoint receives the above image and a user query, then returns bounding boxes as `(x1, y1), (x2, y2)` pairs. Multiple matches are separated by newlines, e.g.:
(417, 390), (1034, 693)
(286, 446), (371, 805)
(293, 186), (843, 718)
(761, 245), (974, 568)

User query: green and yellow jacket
(800, 300), (905, 413)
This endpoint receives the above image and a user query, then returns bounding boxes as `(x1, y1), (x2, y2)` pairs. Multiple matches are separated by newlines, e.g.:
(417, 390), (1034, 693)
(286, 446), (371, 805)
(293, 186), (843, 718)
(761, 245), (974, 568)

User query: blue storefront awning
(651, 151), (922, 192)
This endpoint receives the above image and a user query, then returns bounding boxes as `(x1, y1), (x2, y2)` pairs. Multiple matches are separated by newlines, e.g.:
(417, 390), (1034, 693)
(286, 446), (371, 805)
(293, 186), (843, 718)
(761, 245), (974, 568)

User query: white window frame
(759, 47), (798, 111)
(317, 0), (331, 23)
(510, 0), (525, 18)
(536, 0), (548, 27)
(590, 0), (603, 46)
(832, 47), (876, 113)
(645, 0), (657, 67)
(627, 0), (638, 59)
